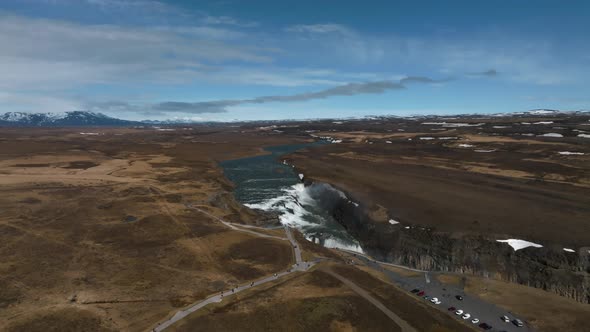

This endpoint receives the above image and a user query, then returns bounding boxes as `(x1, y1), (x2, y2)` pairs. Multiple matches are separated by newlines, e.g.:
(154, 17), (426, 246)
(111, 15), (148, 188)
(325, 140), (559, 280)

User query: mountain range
(0, 109), (588, 127)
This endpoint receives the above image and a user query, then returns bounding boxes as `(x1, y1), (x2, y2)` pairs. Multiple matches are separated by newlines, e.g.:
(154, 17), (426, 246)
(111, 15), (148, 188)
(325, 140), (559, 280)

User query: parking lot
(354, 255), (534, 332)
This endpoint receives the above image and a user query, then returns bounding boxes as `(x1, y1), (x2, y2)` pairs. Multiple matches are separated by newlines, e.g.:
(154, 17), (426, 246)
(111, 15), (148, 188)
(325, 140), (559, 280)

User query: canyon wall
(310, 181), (590, 304)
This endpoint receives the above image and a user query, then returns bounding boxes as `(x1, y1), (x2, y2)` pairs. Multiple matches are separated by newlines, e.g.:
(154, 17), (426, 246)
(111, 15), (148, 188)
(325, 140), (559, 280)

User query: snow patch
(528, 109), (557, 115)
(578, 134), (590, 138)
(422, 122), (484, 127)
(497, 239), (543, 251)
(474, 149), (496, 153)
(563, 248), (576, 253)
(538, 133), (563, 137)
(388, 219), (399, 225)
(458, 144), (474, 148)
(558, 151), (585, 155)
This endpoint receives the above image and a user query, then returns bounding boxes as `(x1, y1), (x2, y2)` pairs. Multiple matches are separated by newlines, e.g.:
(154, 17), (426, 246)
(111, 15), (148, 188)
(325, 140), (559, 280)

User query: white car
(501, 315), (510, 322)
(471, 318), (480, 324)
(429, 297), (441, 304)
(462, 313), (471, 320)
(455, 310), (464, 315)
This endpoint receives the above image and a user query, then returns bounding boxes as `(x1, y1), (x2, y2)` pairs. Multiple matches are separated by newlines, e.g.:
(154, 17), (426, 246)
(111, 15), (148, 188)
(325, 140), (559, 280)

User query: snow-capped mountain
(0, 111), (139, 127)
(1, 109), (588, 127)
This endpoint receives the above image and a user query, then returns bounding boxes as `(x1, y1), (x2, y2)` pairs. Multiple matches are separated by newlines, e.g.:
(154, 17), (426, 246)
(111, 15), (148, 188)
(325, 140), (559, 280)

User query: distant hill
(0, 111), (139, 127)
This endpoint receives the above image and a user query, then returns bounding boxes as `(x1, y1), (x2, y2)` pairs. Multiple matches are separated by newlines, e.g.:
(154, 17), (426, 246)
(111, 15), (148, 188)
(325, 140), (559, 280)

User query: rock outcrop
(311, 181), (590, 304)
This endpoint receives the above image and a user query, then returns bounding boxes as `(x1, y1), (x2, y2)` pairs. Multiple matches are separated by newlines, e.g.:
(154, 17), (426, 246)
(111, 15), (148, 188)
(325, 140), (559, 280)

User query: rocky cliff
(309, 180), (590, 304)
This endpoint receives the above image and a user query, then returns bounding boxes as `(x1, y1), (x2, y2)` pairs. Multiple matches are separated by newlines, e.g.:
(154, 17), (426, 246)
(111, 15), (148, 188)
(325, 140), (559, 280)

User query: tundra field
(1, 112), (589, 332)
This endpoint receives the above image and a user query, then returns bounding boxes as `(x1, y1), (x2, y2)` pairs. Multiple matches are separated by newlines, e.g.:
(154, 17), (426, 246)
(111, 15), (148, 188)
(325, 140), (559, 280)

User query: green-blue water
(220, 142), (363, 252)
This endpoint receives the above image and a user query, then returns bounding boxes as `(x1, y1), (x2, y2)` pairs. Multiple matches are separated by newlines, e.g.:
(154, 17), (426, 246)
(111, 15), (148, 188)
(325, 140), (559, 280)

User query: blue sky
(0, 0), (588, 120)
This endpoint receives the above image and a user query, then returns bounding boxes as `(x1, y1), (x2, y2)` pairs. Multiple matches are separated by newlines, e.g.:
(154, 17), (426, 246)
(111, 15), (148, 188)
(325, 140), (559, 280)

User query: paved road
(187, 205), (288, 241)
(350, 254), (534, 332)
(284, 226), (303, 266)
(322, 268), (417, 332)
(337, 248), (427, 273)
(151, 208), (313, 331)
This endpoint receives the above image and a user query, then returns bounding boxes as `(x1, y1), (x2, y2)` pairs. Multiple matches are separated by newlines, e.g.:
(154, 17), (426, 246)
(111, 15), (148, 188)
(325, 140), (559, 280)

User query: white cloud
(282, 23), (586, 85)
(0, 14), (273, 90)
(285, 23), (354, 35)
(201, 15), (259, 28)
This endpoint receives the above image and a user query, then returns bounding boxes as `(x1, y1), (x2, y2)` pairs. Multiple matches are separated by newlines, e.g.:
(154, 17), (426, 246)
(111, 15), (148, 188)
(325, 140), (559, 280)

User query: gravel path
(322, 268), (418, 332)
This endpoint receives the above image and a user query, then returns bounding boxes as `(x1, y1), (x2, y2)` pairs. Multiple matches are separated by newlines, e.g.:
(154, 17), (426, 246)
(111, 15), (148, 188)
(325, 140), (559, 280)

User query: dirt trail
(321, 267), (417, 332)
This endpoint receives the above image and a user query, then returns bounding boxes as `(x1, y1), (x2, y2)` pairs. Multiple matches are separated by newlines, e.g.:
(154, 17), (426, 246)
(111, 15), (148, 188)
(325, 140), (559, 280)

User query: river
(220, 142), (363, 252)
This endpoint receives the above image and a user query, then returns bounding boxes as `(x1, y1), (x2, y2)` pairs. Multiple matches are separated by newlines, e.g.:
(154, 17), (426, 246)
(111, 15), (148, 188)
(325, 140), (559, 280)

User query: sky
(0, 0), (589, 121)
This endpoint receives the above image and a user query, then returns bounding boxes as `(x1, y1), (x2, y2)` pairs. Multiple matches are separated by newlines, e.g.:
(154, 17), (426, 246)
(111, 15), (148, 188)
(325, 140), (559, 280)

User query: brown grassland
(0, 127), (302, 331)
(1, 116), (589, 332)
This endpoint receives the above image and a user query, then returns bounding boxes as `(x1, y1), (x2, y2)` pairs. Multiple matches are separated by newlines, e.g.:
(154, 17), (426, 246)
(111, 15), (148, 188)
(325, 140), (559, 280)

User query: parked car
(423, 295), (430, 300)
(472, 318), (480, 324)
(462, 313), (471, 320)
(410, 289), (420, 293)
(501, 315), (510, 322)
(479, 323), (493, 330)
(430, 297), (441, 304)
(417, 291), (425, 296)
(455, 309), (464, 315)
(456, 295), (463, 301)
(513, 319), (524, 327)
(448, 306), (456, 311)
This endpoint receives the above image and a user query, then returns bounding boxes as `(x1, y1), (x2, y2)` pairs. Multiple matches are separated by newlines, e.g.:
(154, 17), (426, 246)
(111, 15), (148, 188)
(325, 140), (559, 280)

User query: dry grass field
(0, 127), (302, 331)
(287, 117), (590, 245)
(168, 266), (475, 332)
(1, 117), (588, 331)
(168, 269), (401, 332)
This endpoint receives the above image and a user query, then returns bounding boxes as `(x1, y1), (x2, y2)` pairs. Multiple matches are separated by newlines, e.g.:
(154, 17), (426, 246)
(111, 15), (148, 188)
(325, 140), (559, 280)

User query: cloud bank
(87, 77), (445, 114)
(468, 69), (498, 77)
